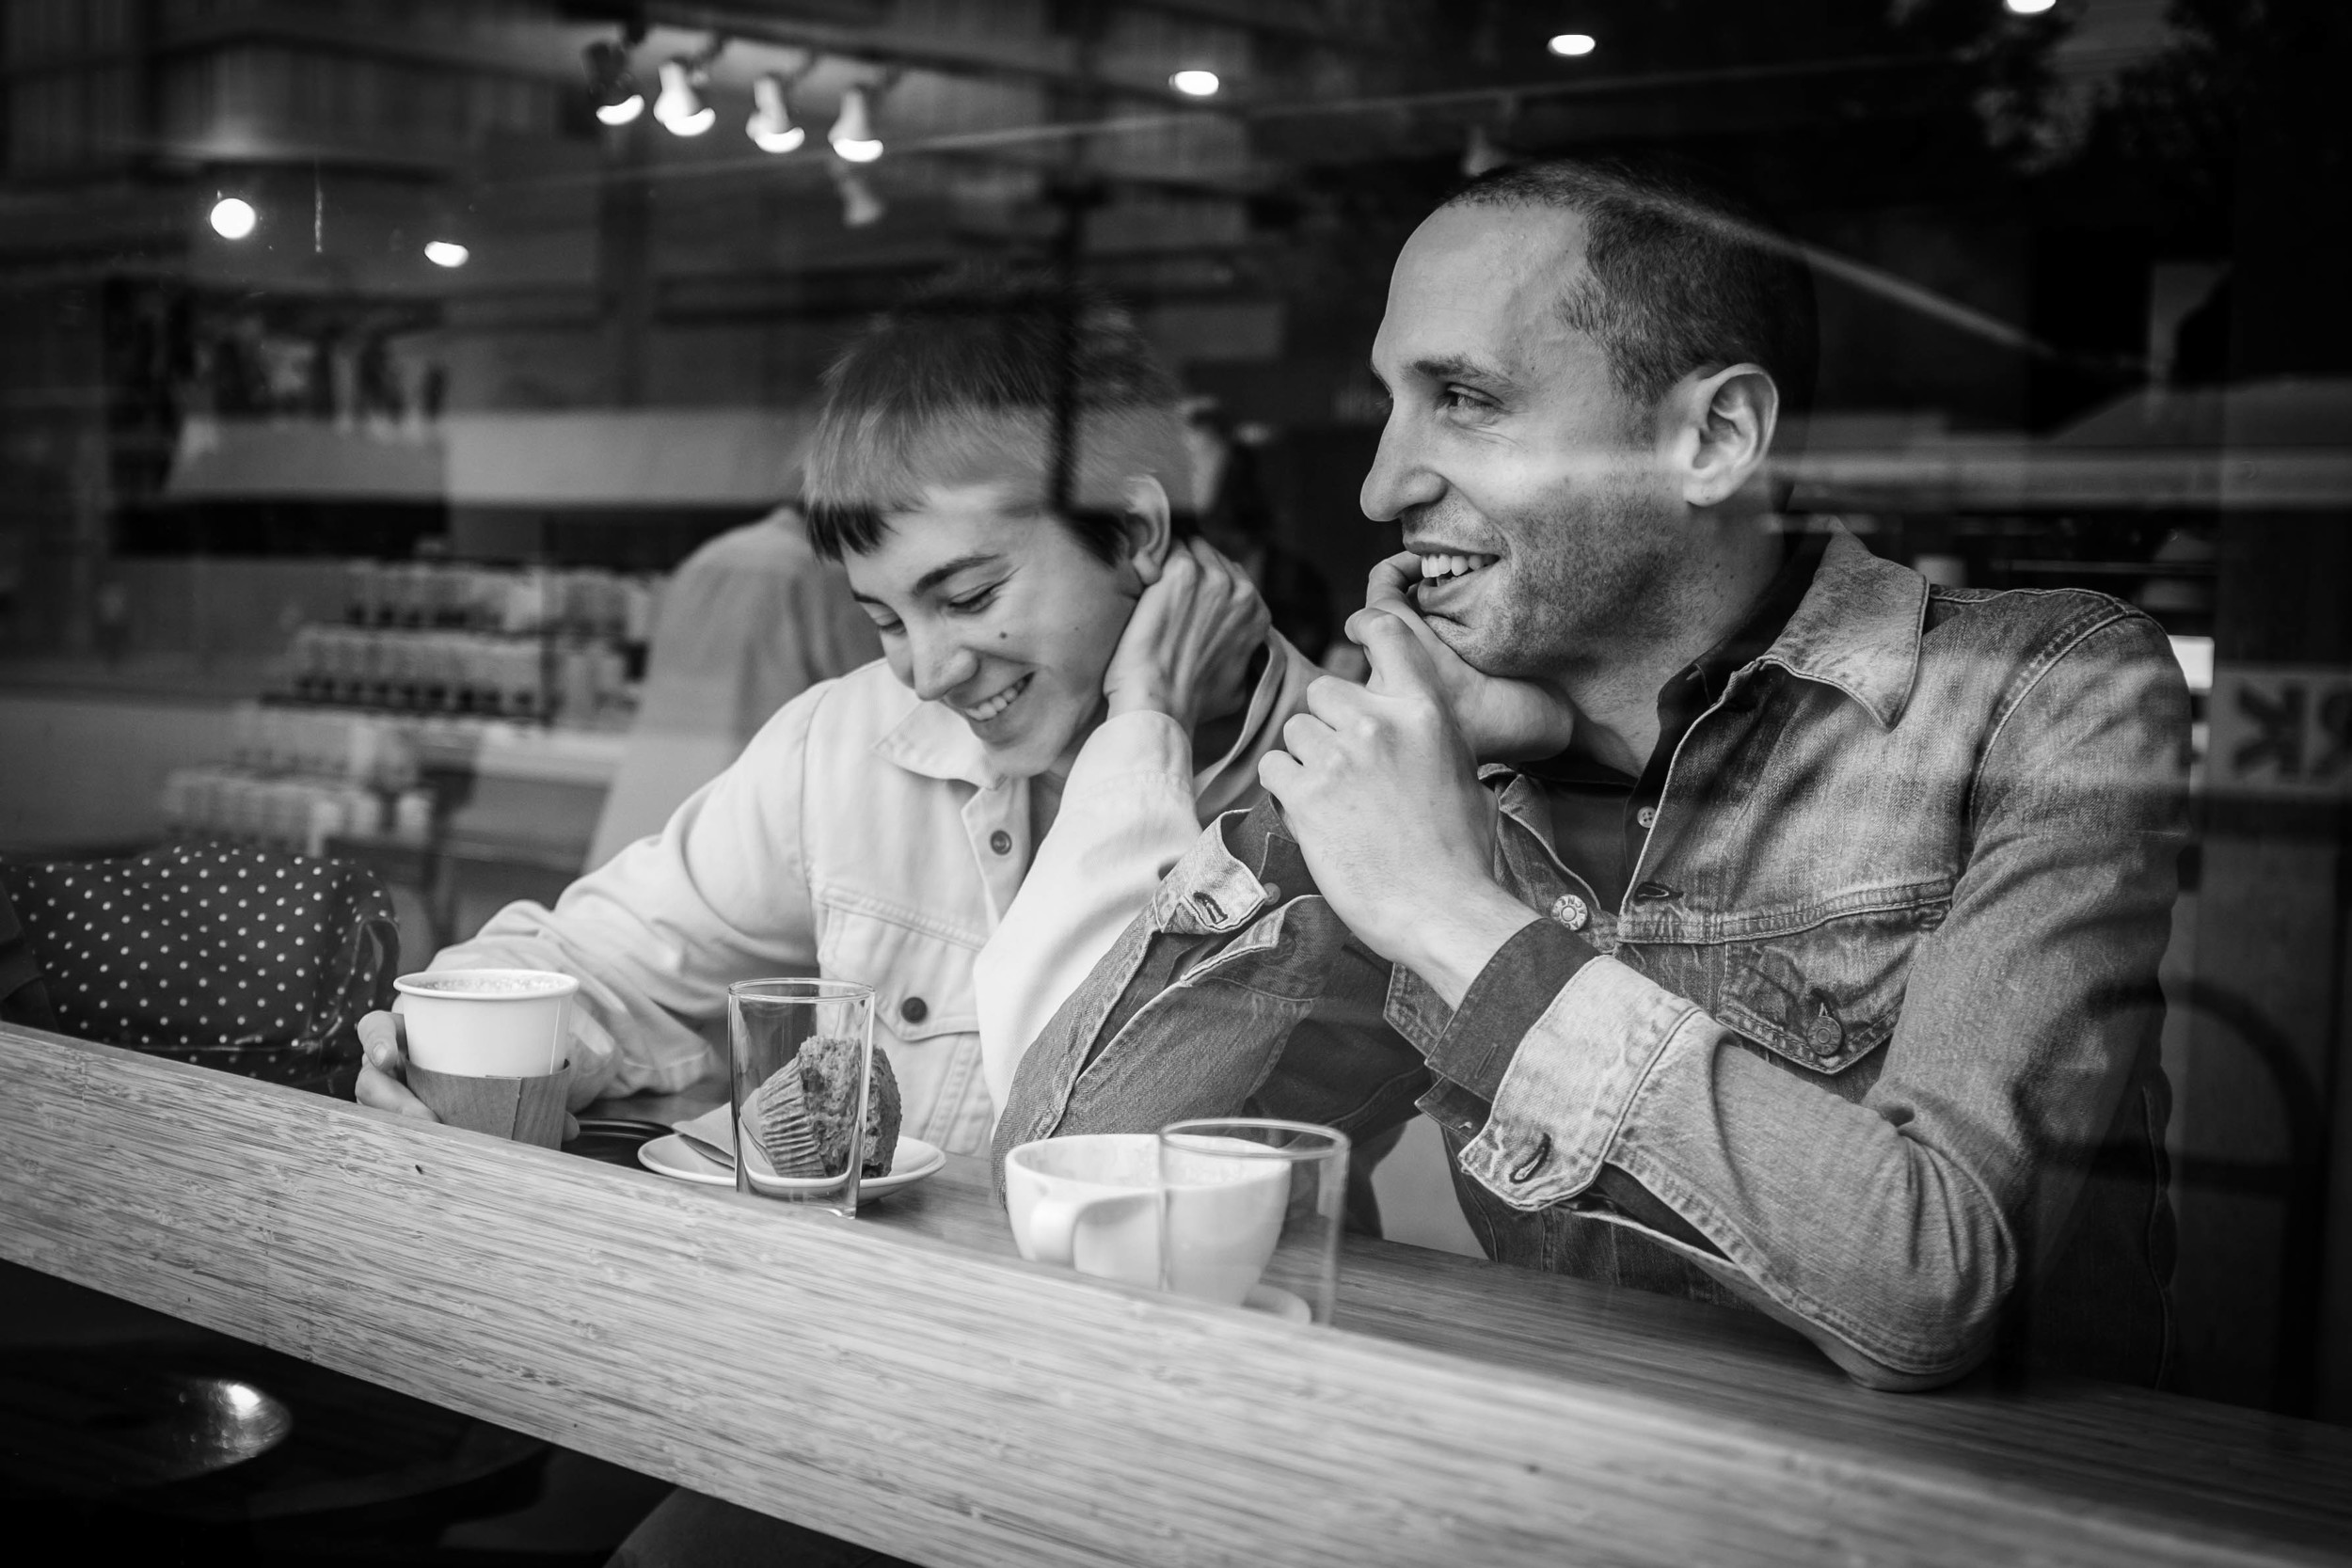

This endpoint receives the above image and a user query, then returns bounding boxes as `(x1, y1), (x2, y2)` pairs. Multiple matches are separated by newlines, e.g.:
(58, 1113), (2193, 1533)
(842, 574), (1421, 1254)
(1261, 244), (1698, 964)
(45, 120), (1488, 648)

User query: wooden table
(4, 1022), (2348, 1567)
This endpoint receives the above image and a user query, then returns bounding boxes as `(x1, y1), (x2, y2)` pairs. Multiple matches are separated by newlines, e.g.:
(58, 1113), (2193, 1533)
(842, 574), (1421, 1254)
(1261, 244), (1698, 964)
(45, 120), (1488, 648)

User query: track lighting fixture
(1460, 124), (1509, 178)
(583, 40), (644, 126)
(834, 167), (884, 228)
(655, 58), (716, 135)
(830, 84), (882, 163)
(748, 73), (805, 153)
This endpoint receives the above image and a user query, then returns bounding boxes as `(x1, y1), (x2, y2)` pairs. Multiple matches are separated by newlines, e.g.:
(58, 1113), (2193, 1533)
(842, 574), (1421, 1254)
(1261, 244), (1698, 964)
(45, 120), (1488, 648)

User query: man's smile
(1416, 550), (1499, 579)
(1407, 545), (1501, 616)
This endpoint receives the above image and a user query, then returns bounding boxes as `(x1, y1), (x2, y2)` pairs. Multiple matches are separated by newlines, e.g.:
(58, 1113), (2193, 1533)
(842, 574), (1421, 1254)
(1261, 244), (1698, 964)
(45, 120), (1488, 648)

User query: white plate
(636, 1132), (946, 1198)
(635, 1132), (733, 1186)
(1244, 1284), (1312, 1323)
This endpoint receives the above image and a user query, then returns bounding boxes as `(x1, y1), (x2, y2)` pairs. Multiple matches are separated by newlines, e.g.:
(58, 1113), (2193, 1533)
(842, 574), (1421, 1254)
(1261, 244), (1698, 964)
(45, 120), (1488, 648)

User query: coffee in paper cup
(393, 968), (578, 1078)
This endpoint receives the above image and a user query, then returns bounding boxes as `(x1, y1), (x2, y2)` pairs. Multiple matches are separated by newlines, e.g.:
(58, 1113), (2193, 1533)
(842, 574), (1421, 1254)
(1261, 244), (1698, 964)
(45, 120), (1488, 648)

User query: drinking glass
(1157, 1118), (1349, 1324)
(726, 978), (877, 1218)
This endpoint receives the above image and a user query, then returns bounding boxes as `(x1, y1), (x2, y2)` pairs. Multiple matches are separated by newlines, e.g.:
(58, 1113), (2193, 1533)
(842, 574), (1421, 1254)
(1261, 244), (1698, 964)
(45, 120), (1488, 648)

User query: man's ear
(1119, 475), (1175, 585)
(1665, 364), (1778, 510)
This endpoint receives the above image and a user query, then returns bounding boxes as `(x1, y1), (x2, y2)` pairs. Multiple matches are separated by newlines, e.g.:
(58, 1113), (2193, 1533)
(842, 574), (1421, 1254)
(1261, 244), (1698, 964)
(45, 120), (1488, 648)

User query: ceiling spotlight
(209, 196), (257, 240)
(583, 40), (644, 126)
(1547, 33), (1597, 57)
(2003, 0), (2057, 11)
(423, 240), (469, 268)
(836, 168), (884, 228)
(1461, 125), (1510, 178)
(654, 58), (715, 135)
(830, 85), (882, 162)
(747, 73), (805, 153)
(1169, 69), (1220, 98)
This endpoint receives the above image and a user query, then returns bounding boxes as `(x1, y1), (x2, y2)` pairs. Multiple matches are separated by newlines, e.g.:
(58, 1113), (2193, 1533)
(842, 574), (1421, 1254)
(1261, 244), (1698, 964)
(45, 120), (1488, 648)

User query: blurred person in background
(582, 502), (880, 868)
(1183, 397), (1341, 668)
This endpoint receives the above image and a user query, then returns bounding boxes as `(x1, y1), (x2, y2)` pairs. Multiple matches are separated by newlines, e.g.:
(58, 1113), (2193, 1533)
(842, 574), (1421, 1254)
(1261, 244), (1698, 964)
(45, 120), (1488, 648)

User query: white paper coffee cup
(393, 969), (579, 1078)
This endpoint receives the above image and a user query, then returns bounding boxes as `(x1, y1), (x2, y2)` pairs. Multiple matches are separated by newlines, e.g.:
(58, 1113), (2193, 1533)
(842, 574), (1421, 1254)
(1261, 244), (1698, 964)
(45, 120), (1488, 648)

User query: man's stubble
(1426, 470), (1678, 684)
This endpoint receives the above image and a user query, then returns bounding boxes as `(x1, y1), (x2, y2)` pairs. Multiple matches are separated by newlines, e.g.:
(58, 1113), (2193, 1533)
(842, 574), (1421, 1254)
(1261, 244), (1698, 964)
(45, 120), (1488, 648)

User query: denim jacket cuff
(1456, 955), (1703, 1206)
(1426, 919), (1597, 1102)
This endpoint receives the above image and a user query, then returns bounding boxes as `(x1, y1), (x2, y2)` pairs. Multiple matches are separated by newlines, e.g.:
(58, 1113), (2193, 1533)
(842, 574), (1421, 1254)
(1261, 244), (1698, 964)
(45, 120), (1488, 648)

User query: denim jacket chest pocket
(818, 905), (990, 1148)
(1660, 888), (1952, 1077)
(818, 908), (981, 1043)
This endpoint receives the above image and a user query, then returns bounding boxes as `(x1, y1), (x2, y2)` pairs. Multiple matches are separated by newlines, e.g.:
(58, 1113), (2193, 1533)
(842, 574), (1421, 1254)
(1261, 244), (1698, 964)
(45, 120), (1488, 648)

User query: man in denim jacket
(995, 159), (2188, 1391)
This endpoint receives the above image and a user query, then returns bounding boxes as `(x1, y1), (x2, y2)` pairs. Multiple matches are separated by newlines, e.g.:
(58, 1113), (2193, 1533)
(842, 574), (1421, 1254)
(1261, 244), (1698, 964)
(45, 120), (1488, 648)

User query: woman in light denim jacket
(355, 277), (1317, 1154)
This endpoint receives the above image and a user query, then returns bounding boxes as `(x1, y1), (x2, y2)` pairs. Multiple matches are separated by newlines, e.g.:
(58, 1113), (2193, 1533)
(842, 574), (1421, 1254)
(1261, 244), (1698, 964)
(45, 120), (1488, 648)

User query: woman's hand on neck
(1098, 537), (1270, 735)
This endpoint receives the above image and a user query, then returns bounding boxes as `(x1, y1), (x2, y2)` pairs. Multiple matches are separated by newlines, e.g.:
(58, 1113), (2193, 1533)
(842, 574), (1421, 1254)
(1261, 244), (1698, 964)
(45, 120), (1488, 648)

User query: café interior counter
(3, 1022), (2347, 1567)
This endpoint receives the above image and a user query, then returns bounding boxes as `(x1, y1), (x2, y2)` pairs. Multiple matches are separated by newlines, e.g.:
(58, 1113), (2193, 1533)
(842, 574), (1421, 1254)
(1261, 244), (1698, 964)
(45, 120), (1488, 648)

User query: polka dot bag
(2, 843), (400, 1094)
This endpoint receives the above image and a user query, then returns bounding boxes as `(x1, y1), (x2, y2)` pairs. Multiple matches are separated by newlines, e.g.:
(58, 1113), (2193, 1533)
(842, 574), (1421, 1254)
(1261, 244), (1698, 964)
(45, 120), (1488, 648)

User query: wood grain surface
(4, 1022), (2348, 1568)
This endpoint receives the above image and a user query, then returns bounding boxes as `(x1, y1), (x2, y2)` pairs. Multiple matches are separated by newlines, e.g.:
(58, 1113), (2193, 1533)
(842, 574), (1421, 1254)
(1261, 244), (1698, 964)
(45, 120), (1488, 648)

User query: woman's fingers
(355, 1057), (439, 1121)
(354, 1008), (438, 1121)
(356, 1008), (405, 1075)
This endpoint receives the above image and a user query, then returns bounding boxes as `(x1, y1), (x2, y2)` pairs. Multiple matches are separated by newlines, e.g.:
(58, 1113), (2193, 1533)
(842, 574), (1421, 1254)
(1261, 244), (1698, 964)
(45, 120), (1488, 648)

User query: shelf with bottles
(282, 559), (663, 726)
(161, 768), (434, 860)
(159, 703), (434, 859)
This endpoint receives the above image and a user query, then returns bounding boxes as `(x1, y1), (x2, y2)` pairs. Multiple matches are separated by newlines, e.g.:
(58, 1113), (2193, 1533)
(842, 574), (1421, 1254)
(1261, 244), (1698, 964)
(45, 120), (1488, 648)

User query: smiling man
(999, 159), (2190, 1391)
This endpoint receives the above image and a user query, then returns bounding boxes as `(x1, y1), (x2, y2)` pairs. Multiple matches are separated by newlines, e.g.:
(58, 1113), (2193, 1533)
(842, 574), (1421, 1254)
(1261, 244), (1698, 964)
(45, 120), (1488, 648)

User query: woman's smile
(954, 671), (1034, 727)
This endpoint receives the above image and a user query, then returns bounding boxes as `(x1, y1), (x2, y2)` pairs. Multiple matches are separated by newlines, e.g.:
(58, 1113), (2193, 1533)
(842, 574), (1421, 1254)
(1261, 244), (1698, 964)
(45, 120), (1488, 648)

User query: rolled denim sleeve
(1455, 613), (2188, 1388)
(1425, 920), (1597, 1102)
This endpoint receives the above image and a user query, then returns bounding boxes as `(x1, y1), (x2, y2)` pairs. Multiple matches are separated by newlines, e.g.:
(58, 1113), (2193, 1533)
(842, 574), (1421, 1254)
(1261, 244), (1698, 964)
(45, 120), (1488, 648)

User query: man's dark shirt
(1430, 533), (1825, 1107)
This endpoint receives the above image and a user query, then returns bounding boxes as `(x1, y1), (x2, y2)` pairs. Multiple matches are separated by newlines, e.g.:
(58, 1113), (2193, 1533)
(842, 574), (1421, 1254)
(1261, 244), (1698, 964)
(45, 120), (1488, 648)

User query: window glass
(0, 0), (2344, 1425)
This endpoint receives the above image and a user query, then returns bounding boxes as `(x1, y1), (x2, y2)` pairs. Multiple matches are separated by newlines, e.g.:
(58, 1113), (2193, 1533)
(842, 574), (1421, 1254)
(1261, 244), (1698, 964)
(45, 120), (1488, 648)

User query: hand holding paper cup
(390, 969), (578, 1147)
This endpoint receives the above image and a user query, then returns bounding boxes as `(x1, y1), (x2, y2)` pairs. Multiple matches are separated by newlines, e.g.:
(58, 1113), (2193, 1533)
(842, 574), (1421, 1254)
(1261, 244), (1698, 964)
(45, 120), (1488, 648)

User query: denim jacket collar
(1760, 524), (1928, 729)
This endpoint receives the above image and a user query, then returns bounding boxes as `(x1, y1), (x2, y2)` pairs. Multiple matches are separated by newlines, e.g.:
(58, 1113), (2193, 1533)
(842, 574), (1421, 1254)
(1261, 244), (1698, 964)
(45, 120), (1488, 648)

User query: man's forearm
(1383, 880), (1546, 1010)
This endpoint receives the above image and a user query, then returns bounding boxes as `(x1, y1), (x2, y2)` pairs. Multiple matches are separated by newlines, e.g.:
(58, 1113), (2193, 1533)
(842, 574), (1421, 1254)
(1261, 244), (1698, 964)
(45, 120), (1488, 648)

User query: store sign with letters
(2209, 663), (2352, 799)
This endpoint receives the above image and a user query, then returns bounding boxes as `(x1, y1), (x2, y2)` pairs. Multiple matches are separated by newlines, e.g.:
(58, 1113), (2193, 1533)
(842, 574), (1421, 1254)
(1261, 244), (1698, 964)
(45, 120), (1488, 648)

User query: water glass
(1158, 1118), (1349, 1324)
(727, 978), (877, 1218)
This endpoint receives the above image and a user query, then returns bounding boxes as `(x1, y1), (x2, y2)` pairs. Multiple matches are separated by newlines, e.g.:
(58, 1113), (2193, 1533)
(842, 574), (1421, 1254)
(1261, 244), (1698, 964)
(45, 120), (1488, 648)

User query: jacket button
(1635, 805), (1658, 830)
(1631, 880), (1678, 901)
(899, 995), (928, 1024)
(1549, 894), (1589, 931)
(988, 830), (1013, 855)
(1805, 991), (1844, 1057)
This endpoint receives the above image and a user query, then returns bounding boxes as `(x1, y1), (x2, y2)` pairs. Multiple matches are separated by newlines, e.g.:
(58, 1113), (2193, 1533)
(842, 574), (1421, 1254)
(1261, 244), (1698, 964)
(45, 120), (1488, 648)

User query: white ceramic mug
(392, 968), (578, 1078)
(1004, 1133), (1288, 1307)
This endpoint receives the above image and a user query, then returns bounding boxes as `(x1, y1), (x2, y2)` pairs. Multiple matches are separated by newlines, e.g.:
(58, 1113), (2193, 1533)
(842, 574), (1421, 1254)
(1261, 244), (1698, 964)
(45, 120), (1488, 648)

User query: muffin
(748, 1035), (900, 1178)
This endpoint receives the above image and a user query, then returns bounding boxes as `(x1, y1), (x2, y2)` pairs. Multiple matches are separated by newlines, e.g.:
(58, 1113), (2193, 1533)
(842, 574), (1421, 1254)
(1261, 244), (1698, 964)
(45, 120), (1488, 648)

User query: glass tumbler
(1157, 1118), (1349, 1324)
(726, 978), (877, 1218)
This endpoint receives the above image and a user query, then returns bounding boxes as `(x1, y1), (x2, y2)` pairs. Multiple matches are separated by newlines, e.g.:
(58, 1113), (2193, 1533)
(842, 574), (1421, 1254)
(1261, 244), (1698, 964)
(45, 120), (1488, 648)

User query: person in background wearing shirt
(581, 501), (881, 869)
(1000, 157), (2190, 1392)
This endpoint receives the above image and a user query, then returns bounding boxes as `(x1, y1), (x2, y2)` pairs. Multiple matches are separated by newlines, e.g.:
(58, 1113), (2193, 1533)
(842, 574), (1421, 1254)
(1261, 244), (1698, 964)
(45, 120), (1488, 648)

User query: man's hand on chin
(1258, 611), (1541, 1009)
(1353, 550), (1579, 764)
